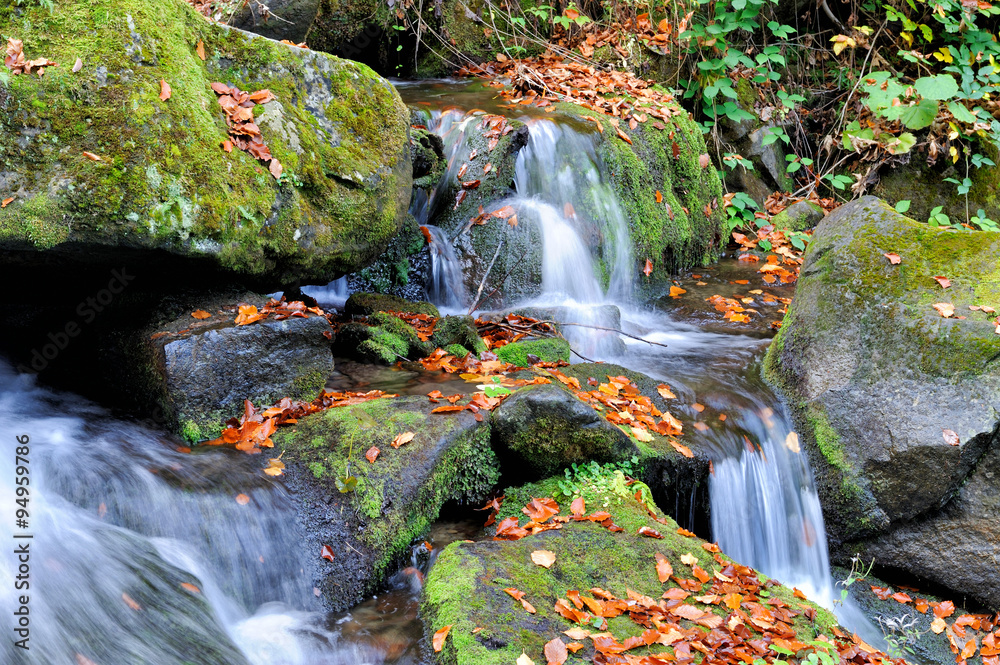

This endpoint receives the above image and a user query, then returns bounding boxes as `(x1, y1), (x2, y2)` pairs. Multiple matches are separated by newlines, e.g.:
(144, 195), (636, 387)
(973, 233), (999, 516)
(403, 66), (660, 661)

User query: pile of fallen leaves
(436, 493), (906, 665)
(204, 389), (395, 455)
(385, 310), (437, 341)
(4, 38), (56, 76)
(210, 82), (283, 178)
(463, 53), (681, 140)
(233, 298), (327, 327)
(869, 586), (1000, 664)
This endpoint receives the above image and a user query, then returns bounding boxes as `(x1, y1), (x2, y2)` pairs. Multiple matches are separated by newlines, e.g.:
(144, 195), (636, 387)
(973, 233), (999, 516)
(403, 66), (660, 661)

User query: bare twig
(469, 238), (505, 315)
(537, 321), (669, 348)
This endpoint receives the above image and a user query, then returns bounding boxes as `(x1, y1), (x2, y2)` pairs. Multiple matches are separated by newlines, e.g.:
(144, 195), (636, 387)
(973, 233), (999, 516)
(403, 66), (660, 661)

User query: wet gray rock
(771, 200), (825, 231)
(157, 314), (334, 440)
(764, 196), (1000, 608)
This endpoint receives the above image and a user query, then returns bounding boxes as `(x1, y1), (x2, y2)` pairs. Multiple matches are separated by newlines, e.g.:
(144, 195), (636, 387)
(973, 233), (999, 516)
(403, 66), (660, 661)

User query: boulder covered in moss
(153, 309), (334, 441)
(333, 311), (433, 364)
(431, 315), (487, 355)
(494, 338), (571, 367)
(492, 383), (640, 478)
(422, 475), (838, 665)
(272, 395), (499, 611)
(344, 292), (440, 317)
(771, 200), (825, 231)
(0, 0), (412, 289)
(763, 196), (1000, 607)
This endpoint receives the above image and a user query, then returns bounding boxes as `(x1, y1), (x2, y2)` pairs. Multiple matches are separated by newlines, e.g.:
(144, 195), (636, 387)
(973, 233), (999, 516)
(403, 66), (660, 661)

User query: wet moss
(0, 0), (411, 285)
(494, 338), (570, 367)
(345, 292), (440, 317)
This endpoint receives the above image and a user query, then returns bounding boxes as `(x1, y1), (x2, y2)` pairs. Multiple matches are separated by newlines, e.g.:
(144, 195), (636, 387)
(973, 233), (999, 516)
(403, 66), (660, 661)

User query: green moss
(445, 343), (471, 358)
(494, 338), (570, 367)
(275, 396), (500, 587)
(180, 420), (203, 444)
(291, 369), (328, 400)
(424, 476), (839, 665)
(345, 292), (440, 317)
(0, 0), (411, 285)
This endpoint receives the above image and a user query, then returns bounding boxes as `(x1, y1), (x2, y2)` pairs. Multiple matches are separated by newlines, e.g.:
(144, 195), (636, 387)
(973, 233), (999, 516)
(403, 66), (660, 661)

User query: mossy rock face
(771, 200), (825, 232)
(432, 315), (487, 355)
(271, 395), (500, 611)
(0, 0), (412, 289)
(494, 338), (571, 367)
(333, 312), (432, 364)
(422, 476), (837, 665)
(345, 214), (433, 302)
(492, 383), (640, 478)
(344, 292), (440, 317)
(556, 104), (726, 297)
(763, 196), (1000, 607)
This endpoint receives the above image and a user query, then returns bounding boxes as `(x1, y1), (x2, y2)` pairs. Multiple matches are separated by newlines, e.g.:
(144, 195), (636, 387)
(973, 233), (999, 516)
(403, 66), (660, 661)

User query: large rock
(0, 0), (412, 289)
(153, 311), (334, 441)
(422, 475), (838, 665)
(229, 0), (319, 43)
(764, 196), (1000, 607)
(271, 395), (499, 611)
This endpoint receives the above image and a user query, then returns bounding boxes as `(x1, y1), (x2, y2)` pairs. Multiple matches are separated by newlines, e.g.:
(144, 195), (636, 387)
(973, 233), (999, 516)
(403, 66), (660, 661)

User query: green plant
(834, 554), (875, 606)
(555, 456), (642, 499)
(724, 191), (760, 234)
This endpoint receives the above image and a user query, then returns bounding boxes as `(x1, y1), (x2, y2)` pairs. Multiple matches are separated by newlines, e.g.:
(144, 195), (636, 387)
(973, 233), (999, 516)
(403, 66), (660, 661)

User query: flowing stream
(0, 79), (884, 664)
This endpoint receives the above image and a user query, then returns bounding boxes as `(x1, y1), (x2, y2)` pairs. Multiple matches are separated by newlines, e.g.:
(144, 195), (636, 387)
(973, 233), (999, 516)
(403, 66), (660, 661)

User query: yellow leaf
(931, 617), (947, 634)
(901, 31), (913, 47)
(950, 146), (959, 163)
(784, 431), (800, 453)
(517, 653), (536, 665)
(680, 553), (698, 566)
(933, 47), (954, 64)
(631, 425), (653, 442)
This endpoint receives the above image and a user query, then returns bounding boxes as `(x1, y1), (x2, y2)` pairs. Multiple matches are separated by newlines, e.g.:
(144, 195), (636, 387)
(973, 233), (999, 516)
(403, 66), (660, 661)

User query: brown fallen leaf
(933, 302), (955, 318)
(933, 276), (951, 289)
(699, 153), (711, 168)
(365, 445), (380, 463)
(263, 457), (285, 476)
(1, 197), (13, 208)
(392, 431), (415, 448)
(191, 309), (212, 319)
(72, 57), (83, 73)
(320, 544), (335, 562)
(433, 625), (452, 652)
(235, 493), (250, 505)
(669, 285), (686, 298)
(196, 40), (206, 60)
(180, 582), (201, 594)
(122, 592), (142, 611)
(221, 140), (233, 153)
(884, 252), (901, 265)
(942, 429), (960, 446)
(159, 79), (171, 101)
(643, 258), (653, 277)
(531, 549), (556, 568)
(655, 190), (663, 203)
(544, 637), (568, 665)
(82, 151), (103, 162)
(931, 616), (947, 634)
(638, 526), (663, 539)
(656, 384), (676, 399)
(655, 551), (673, 582)
(269, 158), (283, 179)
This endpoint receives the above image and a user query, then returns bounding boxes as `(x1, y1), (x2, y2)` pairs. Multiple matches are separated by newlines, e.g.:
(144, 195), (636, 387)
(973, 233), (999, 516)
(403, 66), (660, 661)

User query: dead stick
(469, 238), (504, 315)
(536, 320), (669, 349)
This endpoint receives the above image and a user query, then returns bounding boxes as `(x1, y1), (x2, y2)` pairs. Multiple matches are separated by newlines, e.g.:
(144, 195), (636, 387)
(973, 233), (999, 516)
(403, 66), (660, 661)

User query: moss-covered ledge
(0, 0), (411, 287)
(422, 475), (838, 665)
(271, 395), (499, 611)
(763, 196), (1000, 549)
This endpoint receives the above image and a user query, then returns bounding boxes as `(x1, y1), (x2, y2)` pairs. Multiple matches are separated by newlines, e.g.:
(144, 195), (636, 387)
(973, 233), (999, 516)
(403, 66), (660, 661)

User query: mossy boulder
(422, 475), (838, 665)
(152, 309), (334, 441)
(494, 338), (571, 367)
(771, 200), (825, 232)
(557, 104), (726, 297)
(345, 214), (433, 302)
(271, 395), (500, 611)
(0, 0), (412, 289)
(492, 383), (640, 478)
(344, 292), (440, 317)
(432, 315), (487, 355)
(333, 311), (433, 364)
(763, 196), (1000, 607)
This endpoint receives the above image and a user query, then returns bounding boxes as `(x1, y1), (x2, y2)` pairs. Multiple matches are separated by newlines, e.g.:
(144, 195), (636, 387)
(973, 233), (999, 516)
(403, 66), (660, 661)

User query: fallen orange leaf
(433, 625), (452, 652)
(933, 302), (955, 318)
(884, 252), (901, 265)
(392, 431), (415, 448)
(159, 79), (171, 101)
(321, 544), (335, 562)
(191, 310), (212, 319)
(365, 445), (380, 463)
(235, 493), (250, 505)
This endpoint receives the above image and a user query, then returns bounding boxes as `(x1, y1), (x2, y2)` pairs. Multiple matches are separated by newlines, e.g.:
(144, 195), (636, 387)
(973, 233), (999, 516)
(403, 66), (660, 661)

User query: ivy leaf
(914, 74), (958, 101)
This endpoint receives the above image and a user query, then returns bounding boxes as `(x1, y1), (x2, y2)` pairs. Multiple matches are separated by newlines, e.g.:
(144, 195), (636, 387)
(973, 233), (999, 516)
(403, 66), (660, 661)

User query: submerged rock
(764, 196), (1000, 608)
(422, 475), (837, 665)
(0, 0), (412, 288)
(271, 396), (499, 611)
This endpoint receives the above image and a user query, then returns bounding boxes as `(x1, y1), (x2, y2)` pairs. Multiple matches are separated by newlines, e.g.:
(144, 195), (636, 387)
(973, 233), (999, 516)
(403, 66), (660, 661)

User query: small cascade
(302, 276), (350, 308)
(424, 224), (468, 311)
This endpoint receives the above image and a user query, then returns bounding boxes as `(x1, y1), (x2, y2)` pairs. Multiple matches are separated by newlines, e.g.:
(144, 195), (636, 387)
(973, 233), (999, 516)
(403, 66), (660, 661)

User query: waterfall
(302, 276), (349, 307)
(424, 224), (468, 311)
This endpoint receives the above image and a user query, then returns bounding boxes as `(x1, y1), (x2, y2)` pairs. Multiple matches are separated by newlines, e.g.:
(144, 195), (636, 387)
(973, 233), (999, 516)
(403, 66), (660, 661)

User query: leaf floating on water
(180, 582), (201, 594)
(784, 431), (800, 453)
(531, 549), (556, 568)
(75, 654), (98, 665)
(432, 625), (452, 652)
(191, 309), (212, 319)
(235, 493), (250, 505)
(122, 592), (142, 611)
(365, 445), (380, 463)
(669, 285), (686, 298)
(320, 544), (335, 562)
(263, 457), (285, 476)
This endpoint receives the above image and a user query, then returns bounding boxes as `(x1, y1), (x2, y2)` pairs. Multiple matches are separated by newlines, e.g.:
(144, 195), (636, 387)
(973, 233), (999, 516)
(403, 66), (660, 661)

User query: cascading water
(424, 224), (468, 311)
(303, 276), (350, 307)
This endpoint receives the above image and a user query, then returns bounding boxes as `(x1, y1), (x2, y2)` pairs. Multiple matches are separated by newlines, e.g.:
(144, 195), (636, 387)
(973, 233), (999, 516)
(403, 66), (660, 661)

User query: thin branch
(469, 238), (505, 315)
(537, 321), (669, 348)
